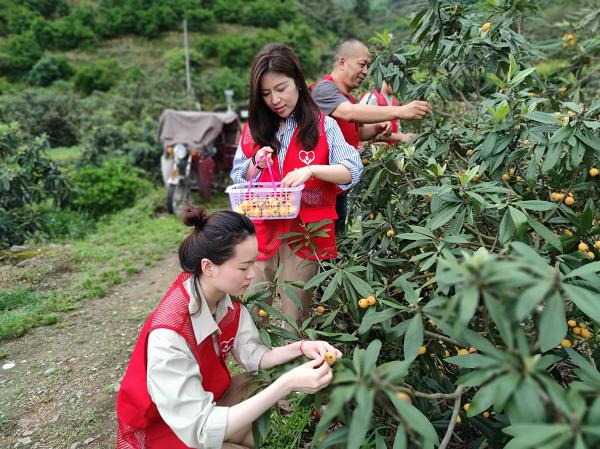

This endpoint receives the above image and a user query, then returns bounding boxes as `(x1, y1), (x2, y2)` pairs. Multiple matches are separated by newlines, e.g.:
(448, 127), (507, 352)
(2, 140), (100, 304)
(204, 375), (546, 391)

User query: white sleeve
(231, 306), (269, 372)
(324, 116), (363, 190)
(147, 329), (229, 449)
(359, 92), (378, 106)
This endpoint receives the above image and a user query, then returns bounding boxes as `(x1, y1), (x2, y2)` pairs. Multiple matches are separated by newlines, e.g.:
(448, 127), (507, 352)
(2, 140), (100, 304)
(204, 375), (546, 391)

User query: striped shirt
(230, 114), (363, 191)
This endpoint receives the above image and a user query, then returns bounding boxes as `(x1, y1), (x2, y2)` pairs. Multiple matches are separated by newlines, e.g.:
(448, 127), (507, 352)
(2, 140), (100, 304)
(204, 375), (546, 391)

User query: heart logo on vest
(298, 150), (315, 166)
(220, 337), (234, 356)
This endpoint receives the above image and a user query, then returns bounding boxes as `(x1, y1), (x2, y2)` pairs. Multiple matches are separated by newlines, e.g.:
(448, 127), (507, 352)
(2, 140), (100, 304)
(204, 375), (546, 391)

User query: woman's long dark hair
(248, 43), (320, 153)
(178, 205), (255, 306)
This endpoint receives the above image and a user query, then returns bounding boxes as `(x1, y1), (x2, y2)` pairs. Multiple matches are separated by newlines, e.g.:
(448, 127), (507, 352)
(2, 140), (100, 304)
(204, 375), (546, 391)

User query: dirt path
(0, 253), (181, 449)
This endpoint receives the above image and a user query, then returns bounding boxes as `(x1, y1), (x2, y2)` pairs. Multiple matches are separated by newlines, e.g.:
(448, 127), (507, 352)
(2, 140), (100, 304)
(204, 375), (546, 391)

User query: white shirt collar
(183, 276), (234, 345)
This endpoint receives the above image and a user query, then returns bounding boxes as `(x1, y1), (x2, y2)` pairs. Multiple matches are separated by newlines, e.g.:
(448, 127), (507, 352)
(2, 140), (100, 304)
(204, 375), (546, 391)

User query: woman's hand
(281, 166), (313, 187)
(399, 132), (417, 143)
(281, 357), (333, 394)
(254, 147), (274, 169)
(301, 340), (342, 360)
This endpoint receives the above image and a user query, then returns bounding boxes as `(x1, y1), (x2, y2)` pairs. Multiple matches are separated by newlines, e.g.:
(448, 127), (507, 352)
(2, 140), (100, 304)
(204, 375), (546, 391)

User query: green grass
(535, 59), (569, 77)
(258, 394), (313, 449)
(49, 146), (82, 164)
(0, 187), (231, 342)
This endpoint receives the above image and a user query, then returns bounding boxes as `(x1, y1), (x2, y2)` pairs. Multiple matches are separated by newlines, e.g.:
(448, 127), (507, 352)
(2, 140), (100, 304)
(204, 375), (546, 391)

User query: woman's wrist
(273, 371), (292, 396)
(251, 153), (263, 170)
(299, 339), (307, 357)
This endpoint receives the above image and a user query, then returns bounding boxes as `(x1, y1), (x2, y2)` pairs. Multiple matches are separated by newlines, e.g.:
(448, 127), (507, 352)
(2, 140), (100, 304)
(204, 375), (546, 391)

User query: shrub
(243, 0), (296, 28)
(164, 48), (203, 77)
(212, 0), (243, 23)
(248, 3), (600, 449)
(27, 54), (73, 86)
(194, 35), (218, 59)
(0, 31), (43, 80)
(185, 7), (215, 32)
(49, 13), (96, 50)
(70, 158), (152, 218)
(0, 89), (81, 147)
(74, 58), (120, 95)
(0, 122), (72, 248)
(4, 5), (41, 34)
(217, 35), (254, 69)
(78, 118), (162, 182)
(200, 67), (248, 106)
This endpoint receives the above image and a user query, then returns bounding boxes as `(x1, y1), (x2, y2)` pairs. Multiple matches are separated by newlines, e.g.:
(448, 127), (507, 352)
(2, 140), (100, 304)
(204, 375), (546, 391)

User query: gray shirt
(311, 80), (351, 115)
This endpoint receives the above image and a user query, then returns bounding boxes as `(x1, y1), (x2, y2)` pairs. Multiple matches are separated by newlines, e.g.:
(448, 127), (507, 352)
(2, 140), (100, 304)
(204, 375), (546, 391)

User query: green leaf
(359, 307), (401, 334)
(499, 209), (515, 245)
(549, 125), (573, 144)
(526, 215), (563, 252)
(539, 293), (567, 352)
(429, 204), (462, 230)
(366, 169), (385, 196)
(392, 426), (407, 449)
(487, 72), (505, 88)
(343, 271), (373, 298)
(510, 67), (536, 86)
(304, 269), (335, 290)
(484, 292), (514, 348)
(495, 100), (510, 122)
(515, 200), (557, 211)
(377, 359), (412, 383)
(386, 391), (439, 444)
(515, 282), (551, 321)
(527, 111), (559, 124)
(457, 284), (479, 331)
(403, 314), (424, 360)
(445, 354), (501, 369)
(503, 424), (570, 448)
(252, 406), (273, 445)
(347, 385), (375, 449)
(508, 54), (517, 80)
(541, 143), (562, 173)
(563, 284), (600, 323)
(390, 276), (420, 305)
(362, 339), (382, 373)
(322, 271), (342, 302)
(564, 262), (600, 279)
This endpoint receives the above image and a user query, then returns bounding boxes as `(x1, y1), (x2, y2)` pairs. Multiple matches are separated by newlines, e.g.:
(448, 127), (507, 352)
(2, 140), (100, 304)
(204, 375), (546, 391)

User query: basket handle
(247, 153), (277, 192)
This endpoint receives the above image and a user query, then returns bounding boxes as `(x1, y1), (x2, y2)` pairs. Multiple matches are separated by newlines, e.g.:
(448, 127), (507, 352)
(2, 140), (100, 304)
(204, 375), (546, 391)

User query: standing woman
(230, 43), (363, 326)
(116, 205), (341, 449)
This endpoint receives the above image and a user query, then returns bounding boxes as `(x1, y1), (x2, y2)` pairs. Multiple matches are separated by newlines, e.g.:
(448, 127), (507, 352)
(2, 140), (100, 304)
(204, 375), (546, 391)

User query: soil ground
(0, 253), (181, 449)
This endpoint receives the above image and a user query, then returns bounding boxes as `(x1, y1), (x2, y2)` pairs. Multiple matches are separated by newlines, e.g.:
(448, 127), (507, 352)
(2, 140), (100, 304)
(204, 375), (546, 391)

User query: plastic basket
(226, 155), (304, 220)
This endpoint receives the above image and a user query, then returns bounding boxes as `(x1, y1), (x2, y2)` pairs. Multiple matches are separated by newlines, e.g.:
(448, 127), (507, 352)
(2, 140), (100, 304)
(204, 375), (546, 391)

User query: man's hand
(374, 121), (393, 138)
(397, 101), (432, 120)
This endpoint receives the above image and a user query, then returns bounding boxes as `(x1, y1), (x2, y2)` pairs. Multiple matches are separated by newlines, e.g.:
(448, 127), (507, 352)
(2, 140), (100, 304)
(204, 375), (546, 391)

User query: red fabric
(116, 272), (241, 449)
(317, 74), (360, 149)
(369, 89), (399, 133)
(240, 114), (337, 261)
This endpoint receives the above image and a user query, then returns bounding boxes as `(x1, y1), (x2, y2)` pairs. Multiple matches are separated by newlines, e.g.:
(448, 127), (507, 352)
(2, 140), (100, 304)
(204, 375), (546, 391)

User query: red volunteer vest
(311, 74), (360, 149)
(240, 113), (337, 261)
(369, 89), (400, 133)
(116, 272), (241, 449)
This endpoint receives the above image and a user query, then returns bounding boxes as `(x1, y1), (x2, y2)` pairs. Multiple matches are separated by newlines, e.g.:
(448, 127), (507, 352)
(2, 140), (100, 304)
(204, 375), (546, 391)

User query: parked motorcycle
(158, 109), (239, 216)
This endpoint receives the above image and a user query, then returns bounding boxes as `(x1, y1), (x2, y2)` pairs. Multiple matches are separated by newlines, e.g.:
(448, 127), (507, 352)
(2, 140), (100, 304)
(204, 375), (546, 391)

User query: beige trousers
(252, 243), (318, 329)
(218, 373), (259, 449)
